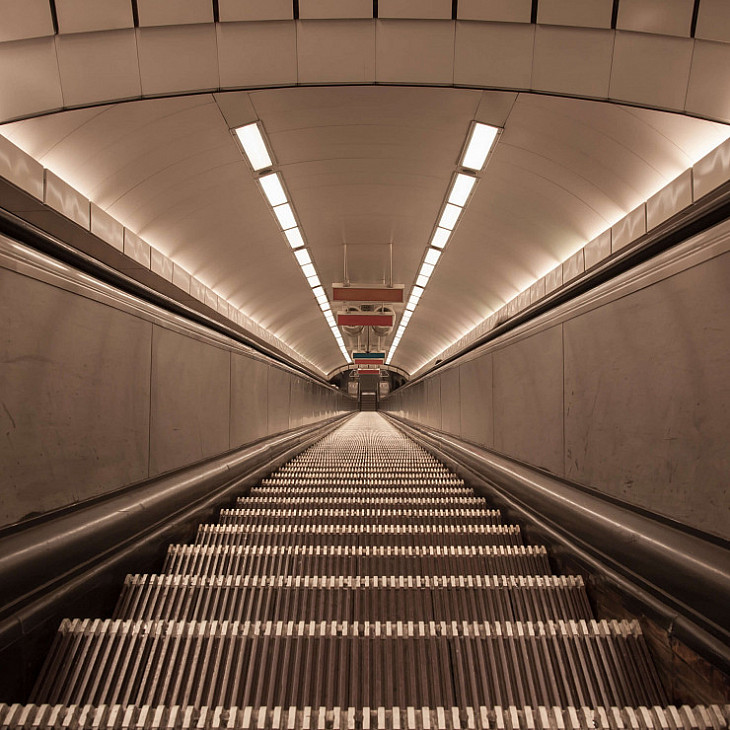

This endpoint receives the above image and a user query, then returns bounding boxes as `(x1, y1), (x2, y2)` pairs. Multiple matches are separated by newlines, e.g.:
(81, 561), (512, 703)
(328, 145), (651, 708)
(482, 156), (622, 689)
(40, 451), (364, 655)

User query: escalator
(0, 414), (727, 728)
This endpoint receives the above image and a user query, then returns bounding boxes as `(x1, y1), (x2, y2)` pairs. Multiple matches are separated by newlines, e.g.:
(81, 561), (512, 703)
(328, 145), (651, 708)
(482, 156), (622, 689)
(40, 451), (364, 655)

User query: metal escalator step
(3, 703), (728, 730)
(238, 496), (489, 508)
(193, 523), (524, 549)
(218, 508), (503, 527)
(113, 574), (592, 624)
(162, 544), (552, 577)
(30, 619), (666, 709)
(249, 486), (473, 496)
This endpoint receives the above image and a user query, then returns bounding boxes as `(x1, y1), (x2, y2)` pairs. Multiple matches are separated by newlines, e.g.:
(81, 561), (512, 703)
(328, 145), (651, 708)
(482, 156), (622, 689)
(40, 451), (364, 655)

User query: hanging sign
(337, 313), (394, 327)
(353, 352), (386, 365)
(332, 286), (403, 303)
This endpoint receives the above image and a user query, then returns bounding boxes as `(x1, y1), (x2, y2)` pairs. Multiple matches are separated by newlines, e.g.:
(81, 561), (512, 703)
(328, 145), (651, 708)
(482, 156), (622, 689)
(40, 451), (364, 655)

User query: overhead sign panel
(337, 313), (394, 328)
(332, 286), (403, 303)
(357, 368), (380, 374)
(353, 352), (385, 364)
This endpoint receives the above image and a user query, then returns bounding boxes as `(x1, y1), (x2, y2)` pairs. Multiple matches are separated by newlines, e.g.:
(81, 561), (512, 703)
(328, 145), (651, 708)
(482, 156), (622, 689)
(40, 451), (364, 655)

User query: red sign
(333, 287), (403, 303)
(357, 368), (380, 374)
(337, 313), (394, 327)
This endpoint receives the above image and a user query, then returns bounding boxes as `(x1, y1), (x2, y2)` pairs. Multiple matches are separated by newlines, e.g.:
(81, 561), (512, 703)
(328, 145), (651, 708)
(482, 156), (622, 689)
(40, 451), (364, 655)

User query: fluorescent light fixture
(320, 302), (331, 312)
(462, 123), (499, 171)
(295, 249), (311, 267)
(235, 123), (272, 171)
(307, 274), (321, 288)
(439, 203), (461, 231)
(273, 203), (297, 230)
(419, 262), (435, 280)
(258, 173), (287, 207)
(301, 263), (316, 278)
(408, 288), (423, 306)
(313, 286), (325, 298)
(449, 173), (477, 207)
(424, 248), (441, 266)
(405, 302), (416, 312)
(317, 294), (329, 306)
(416, 274), (429, 288)
(284, 228), (305, 249)
(431, 227), (451, 249)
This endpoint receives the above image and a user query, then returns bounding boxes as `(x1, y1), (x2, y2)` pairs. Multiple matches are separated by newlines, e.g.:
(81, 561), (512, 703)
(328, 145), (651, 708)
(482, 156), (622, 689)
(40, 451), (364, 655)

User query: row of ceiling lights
(234, 123), (351, 364)
(385, 122), (500, 366)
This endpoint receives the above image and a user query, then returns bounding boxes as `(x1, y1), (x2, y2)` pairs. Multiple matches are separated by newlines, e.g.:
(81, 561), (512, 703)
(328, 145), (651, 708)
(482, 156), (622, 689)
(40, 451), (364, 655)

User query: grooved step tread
(33, 619), (665, 709)
(113, 573), (592, 624)
(162, 544), (552, 578)
(3, 704), (729, 730)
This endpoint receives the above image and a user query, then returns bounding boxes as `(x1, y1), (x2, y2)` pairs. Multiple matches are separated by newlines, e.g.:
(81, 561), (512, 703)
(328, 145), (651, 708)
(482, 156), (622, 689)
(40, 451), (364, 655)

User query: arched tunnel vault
(1, 12), (729, 376)
(3, 84), (727, 376)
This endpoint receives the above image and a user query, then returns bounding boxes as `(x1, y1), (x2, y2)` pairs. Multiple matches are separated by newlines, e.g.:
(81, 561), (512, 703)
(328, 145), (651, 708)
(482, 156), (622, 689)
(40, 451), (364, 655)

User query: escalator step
(30, 619), (666, 709)
(217, 508), (503, 527)
(113, 574), (592, 624)
(3, 703), (729, 730)
(162, 544), (552, 578)
(193, 523), (524, 549)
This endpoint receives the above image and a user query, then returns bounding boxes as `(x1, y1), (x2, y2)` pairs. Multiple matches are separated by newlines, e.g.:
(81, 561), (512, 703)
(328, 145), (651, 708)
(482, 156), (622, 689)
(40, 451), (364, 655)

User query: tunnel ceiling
(1, 86), (729, 375)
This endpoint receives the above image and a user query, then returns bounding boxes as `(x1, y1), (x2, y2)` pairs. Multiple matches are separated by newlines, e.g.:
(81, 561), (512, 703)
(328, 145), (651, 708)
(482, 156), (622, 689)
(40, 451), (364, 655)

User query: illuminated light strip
(411, 134), (730, 376)
(386, 122), (500, 366)
(235, 122), (351, 366)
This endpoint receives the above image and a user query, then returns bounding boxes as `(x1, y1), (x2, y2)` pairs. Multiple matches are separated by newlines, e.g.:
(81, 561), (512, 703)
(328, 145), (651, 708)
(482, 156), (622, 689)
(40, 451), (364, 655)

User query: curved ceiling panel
(2, 86), (728, 376)
(1, 17), (728, 125)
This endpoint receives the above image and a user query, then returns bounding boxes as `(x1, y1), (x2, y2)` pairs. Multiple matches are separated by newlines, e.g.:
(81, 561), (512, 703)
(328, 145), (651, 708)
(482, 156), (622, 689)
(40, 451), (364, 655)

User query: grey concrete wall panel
(267, 366), (291, 433)
(440, 366), (461, 436)
(149, 325), (231, 477)
(426, 375), (442, 430)
(493, 326), (564, 475)
(289, 376), (305, 429)
(564, 252), (730, 540)
(230, 353), (269, 447)
(0, 268), (151, 528)
(458, 354), (493, 447)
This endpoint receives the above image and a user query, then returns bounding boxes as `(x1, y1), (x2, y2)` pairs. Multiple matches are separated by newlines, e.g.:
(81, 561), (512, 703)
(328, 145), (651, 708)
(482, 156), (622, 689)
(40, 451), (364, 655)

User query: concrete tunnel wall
(382, 218), (730, 543)
(0, 237), (354, 530)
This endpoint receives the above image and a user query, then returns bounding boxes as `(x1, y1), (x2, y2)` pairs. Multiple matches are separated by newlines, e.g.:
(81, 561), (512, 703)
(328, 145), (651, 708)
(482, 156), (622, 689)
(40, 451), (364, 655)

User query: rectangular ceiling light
(416, 273), (430, 288)
(235, 123), (272, 171)
(284, 228), (305, 249)
(448, 173), (477, 207)
(307, 273), (321, 288)
(419, 262), (435, 279)
(258, 173), (287, 207)
(301, 263), (316, 278)
(431, 227), (451, 249)
(424, 248), (441, 266)
(409, 286), (424, 302)
(462, 123), (499, 171)
(295, 249), (311, 267)
(273, 203), (297, 230)
(313, 285), (325, 298)
(439, 203), (461, 231)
